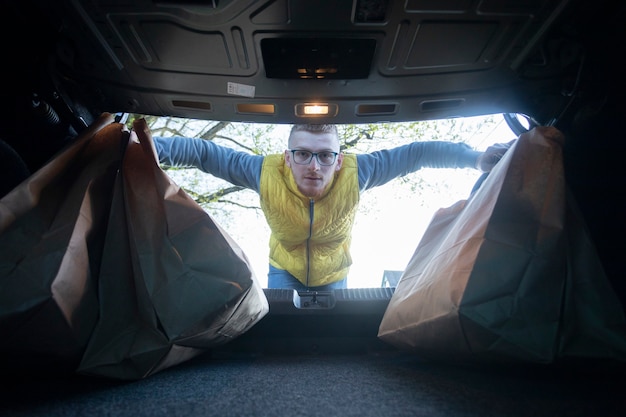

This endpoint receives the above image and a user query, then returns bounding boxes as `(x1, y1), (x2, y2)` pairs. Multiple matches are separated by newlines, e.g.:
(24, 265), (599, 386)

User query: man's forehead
(289, 131), (340, 150)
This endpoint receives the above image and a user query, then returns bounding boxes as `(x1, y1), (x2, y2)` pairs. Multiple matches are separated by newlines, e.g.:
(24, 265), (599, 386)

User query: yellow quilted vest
(260, 154), (359, 287)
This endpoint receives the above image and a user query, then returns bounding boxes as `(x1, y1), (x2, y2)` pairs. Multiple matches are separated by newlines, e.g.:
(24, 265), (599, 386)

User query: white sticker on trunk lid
(227, 82), (256, 98)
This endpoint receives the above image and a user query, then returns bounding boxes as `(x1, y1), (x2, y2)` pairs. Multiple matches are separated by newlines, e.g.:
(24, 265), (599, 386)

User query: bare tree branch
(212, 134), (257, 153)
(199, 121), (231, 141)
(184, 185), (248, 205)
(150, 126), (182, 136)
(215, 199), (261, 210)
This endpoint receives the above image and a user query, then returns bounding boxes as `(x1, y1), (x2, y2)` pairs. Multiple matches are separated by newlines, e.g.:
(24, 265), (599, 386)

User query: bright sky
(348, 117), (516, 287)
(165, 115), (516, 288)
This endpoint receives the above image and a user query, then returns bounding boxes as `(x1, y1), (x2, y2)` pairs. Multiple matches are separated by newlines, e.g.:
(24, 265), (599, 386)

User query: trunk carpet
(2, 351), (623, 417)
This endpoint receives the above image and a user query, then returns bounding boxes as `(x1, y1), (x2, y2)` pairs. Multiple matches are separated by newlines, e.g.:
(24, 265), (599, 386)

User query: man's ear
(284, 149), (292, 168)
(335, 153), (344, 171)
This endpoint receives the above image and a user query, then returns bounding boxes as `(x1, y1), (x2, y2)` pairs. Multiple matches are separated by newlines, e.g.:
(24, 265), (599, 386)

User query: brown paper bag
(0, 113), (122, 368)
(78, 119), (268, 380)
(378, 126), (626, 363)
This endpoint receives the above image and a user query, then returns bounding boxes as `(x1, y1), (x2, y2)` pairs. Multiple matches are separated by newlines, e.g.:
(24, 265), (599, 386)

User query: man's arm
(153, 136), (263, 192)
(357, 141), (482, 191)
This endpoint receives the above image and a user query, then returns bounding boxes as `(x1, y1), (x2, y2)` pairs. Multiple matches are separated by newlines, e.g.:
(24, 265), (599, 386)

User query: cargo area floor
(2, 351), (624, 417)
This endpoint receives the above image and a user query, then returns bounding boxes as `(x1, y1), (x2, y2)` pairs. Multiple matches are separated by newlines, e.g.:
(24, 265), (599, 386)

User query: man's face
(284, 130), (344, 200)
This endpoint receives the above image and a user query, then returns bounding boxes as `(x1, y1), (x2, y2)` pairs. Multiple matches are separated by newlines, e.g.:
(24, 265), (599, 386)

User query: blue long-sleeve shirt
(152, 136), (481, 192)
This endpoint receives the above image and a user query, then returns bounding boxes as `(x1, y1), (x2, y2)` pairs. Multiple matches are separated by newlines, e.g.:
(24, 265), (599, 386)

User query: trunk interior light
(304, 104), (328, 115)
(296, 103), (338, 117)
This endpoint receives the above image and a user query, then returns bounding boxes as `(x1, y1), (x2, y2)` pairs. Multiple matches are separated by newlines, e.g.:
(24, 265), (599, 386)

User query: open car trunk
(1, 0), (625, 415)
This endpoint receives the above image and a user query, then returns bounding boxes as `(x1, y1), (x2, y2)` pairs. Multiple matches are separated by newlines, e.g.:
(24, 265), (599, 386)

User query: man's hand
(476, 139), (516, 172)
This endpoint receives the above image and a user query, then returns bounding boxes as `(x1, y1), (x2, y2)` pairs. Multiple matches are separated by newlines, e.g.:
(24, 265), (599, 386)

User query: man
(153, 124), (506, 290)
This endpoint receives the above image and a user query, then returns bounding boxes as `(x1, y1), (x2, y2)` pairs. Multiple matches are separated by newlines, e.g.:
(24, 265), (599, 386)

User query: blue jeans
(267, 265), (347, 291)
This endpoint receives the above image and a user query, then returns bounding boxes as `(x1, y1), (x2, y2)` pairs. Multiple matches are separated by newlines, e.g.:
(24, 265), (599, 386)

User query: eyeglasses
(289, 149), (339, 166)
